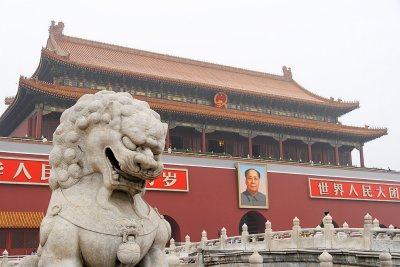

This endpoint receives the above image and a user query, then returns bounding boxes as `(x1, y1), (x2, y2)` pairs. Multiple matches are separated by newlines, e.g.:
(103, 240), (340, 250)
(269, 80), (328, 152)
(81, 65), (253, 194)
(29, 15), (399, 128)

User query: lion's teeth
(112, 170), (117, 174)
(112, 173), (119, 180)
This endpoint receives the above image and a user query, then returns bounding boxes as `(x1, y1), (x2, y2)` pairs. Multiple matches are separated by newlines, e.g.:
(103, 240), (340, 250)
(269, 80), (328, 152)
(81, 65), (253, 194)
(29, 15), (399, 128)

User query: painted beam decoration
(309, 178), (400, 202)
(0, 156), (189, 192)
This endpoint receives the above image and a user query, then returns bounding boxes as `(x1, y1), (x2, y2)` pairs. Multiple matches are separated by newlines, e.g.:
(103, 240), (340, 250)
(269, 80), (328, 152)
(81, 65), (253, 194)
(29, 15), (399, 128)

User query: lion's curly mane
(49, 90), (165, 190)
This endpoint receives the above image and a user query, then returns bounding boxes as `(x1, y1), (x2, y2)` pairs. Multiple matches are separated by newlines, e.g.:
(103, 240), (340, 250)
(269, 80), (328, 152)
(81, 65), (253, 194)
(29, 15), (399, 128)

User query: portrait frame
(237, 162), (268, 209)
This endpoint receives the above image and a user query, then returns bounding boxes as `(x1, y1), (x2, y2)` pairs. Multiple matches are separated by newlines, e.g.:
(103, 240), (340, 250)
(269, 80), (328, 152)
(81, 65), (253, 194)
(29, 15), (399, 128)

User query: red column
(35, 108), (43, 139)
(308, 142), (312, 162)
(335, 145), (340, 165)
(202, 128), (206, 153)
(248, 135), (253, 158)
(233, 141), (238, 156)
(359, 146), (365, 168)
(279, 139), (283, 159)
(165, 126), (170, 150)
(296, 146), (301, 161)
(27, 117), (33, 137)
(322, 150), (327, 164)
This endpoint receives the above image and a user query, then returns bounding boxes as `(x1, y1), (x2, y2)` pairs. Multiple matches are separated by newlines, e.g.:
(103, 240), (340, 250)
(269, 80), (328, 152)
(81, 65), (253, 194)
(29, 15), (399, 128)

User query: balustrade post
(264, 220), (272, 250)
(363, 213), (373, 250)
(184, 235), (191, 253)
(318, 250), (333, 267)
(170, 238), (176, 250)
(200, 230), (208, 249)
(1, 250), (8, 267)
(167, 238), (181, 267)
(373, 218), (380, 229)
(291, 217), (301, 248)
(241, 224), (249, 250)
(220, 227), (227, 249)
(322, 214), (334, 249)
(313, 225), (324, 248)
(379, 250), (393, 267)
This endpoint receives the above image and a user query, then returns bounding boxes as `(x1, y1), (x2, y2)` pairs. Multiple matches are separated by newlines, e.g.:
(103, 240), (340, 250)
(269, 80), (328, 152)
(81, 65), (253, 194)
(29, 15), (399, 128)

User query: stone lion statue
(19, 91), (170, 267)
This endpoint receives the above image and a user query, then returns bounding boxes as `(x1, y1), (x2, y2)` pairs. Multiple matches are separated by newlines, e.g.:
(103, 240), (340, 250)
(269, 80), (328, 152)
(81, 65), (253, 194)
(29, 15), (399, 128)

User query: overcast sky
(0, 0), (399, 171)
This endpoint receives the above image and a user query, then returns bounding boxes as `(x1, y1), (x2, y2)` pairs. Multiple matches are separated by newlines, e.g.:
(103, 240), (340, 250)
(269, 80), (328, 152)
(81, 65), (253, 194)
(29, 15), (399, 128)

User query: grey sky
(0, 0), (399, 170)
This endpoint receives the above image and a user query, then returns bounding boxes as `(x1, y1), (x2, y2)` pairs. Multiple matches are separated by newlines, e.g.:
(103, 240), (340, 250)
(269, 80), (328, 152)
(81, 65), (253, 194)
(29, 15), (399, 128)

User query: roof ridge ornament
(282, 66), (293, 80)
(49, 21), (65, 38)
(4, 96), (15, 105)
(47, 21), (70, 58)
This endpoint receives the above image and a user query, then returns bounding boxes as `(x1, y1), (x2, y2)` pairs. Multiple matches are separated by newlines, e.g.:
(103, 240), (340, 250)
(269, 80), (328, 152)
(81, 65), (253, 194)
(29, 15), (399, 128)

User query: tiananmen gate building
(0, 21), (398, 255)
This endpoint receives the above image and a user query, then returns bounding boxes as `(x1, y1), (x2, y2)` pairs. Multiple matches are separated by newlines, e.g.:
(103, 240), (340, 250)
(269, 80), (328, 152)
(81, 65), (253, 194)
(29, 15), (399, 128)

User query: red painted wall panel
(1, 155), (399, 243)
(0, 184), (51, 212)
(10, 118), (30, 137)
(145, 165), (400, 241)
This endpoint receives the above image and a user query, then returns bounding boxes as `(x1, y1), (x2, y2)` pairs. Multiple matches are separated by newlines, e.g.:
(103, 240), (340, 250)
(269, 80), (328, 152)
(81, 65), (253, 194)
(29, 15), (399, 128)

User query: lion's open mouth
(105, 148), (146, 189)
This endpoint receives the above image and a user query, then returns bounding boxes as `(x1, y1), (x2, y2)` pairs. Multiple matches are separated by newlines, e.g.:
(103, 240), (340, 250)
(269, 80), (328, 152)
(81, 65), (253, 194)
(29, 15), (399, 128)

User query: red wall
(145, 165), (400, 241)
(0, 184), (51, 212)
(1, 157), (399, 243)
(10, 118), (30, 137)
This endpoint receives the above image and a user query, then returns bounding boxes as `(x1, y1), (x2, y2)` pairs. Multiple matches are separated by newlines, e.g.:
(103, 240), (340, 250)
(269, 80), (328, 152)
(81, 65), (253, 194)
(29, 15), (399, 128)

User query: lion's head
(49, 91), (167, 194)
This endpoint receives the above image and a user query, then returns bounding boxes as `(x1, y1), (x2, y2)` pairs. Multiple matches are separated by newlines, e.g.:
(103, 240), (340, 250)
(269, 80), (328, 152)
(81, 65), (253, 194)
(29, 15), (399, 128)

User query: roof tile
(43, 32), (358, 109)
(0, 211), (44, 228)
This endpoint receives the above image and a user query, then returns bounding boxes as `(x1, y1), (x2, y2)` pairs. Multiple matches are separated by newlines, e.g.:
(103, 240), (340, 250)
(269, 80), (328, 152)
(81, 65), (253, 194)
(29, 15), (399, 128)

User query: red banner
(0, 157), (50, 185)
(0, 156), (188, 191)
(309, 178), (400, 202)
(146, 168), (189, 192)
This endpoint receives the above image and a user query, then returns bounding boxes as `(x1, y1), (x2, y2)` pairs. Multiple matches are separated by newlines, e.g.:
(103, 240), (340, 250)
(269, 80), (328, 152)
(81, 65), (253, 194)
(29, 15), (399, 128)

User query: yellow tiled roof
(0, 211), (44, 228)
(43, 22), (358, 110)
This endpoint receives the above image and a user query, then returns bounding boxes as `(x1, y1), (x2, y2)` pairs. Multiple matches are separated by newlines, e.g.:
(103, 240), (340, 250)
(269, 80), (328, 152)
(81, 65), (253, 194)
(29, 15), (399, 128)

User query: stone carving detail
(19, 91), (170, 266)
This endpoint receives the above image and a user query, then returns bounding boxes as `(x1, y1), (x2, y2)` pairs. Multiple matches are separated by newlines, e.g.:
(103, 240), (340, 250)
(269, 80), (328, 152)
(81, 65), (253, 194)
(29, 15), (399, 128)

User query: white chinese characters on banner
(0, 157), (50, 185)
(13, 163), (32, 180)
(310, 178), (400, 202)
(162, 171), (177, 187)
(41, 164), (51, 181)
(146, 168), (188, 192)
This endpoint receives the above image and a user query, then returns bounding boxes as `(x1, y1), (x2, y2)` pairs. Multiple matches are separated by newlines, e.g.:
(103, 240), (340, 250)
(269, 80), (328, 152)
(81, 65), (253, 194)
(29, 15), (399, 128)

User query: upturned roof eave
(0, 83), (31, 136)
(291, 79), (359, 115)
(13, 78), (387, 142)
(146, 99), (386, 141)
